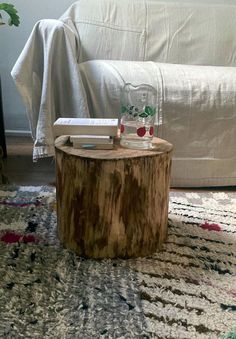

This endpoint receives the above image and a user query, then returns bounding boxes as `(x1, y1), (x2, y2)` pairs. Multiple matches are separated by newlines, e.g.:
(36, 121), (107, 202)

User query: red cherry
(137, 127), (146, 137)
(120, 124), (125, 133)
(149, 126), (154, 136)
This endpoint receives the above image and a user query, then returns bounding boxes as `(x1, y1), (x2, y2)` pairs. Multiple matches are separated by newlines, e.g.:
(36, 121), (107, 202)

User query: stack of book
(53, 118), (118, 150)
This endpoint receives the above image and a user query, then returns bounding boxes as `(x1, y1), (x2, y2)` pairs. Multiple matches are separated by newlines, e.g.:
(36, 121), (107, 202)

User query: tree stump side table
(55, 136), (173, 259)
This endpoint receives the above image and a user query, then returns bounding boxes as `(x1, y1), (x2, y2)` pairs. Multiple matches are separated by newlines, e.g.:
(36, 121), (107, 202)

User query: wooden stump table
(55, 136), (173, 259)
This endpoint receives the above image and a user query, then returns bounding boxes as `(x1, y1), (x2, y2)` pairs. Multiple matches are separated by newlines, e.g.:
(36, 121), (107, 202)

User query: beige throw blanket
(11, 19), (89, 161)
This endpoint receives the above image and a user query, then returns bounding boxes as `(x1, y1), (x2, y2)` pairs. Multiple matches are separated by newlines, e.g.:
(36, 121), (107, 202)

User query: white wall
(1, 0), (236, 134)
(0, 0), (75, 134)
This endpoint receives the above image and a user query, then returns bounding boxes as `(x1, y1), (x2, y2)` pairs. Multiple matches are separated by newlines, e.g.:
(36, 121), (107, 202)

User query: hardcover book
(71, 134), (114, 150)
(72, 142), (114, 150)
(70, 135), (113, 144)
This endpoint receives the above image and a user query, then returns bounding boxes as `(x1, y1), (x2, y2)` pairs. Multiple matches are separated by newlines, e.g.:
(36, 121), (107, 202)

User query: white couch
(12, 0), (236, 187)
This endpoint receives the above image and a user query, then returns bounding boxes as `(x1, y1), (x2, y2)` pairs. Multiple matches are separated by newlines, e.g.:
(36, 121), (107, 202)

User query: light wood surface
(55, 136), (173, 258)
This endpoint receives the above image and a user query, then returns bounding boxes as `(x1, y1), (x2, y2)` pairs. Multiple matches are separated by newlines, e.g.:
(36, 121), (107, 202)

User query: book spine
(70, 136), (113, 144)
(72, 143), (114, 150)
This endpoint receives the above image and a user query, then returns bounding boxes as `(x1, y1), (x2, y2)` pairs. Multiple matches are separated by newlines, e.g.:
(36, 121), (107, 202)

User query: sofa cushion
(61, 0), (236, 66)
(146, 1), (236, 66)
(60, 0), (146, 62)
(79, 59), (236, 157)
(78, 59), (236, 186)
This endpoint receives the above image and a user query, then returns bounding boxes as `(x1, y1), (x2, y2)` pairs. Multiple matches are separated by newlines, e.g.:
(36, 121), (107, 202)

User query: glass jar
(120, 83), (157, 149)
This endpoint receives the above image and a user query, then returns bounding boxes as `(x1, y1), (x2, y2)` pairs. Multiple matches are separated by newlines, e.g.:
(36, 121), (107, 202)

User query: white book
(70, 135), (113, 144)
(53, 118), (118, 137)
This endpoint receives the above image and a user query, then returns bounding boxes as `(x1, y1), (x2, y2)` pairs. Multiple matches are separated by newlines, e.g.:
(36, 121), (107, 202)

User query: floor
(3, 136), (55, 185)
(2, 136), (236, 191)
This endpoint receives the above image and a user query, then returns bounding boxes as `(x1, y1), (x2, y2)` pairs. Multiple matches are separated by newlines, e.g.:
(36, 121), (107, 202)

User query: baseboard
(5, 130), (31, 137)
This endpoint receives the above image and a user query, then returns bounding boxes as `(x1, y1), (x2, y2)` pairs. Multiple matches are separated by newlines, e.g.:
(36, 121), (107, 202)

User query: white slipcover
(78, 60), (236, 187)
(11, 0), (236, 186)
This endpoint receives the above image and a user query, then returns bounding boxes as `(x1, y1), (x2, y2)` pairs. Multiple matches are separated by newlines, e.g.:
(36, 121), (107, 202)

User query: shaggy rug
(0, 186), (235, 339)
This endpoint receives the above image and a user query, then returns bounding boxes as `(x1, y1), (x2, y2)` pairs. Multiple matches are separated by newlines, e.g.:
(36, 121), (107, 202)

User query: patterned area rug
(0, 186), (235, 339)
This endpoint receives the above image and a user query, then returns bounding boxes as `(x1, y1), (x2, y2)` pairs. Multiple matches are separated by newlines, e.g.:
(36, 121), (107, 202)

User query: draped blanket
(11, 19), (89, 161)
(79, 60), (236, 187)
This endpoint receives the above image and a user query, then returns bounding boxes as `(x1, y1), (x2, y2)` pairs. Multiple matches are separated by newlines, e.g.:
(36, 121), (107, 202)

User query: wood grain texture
(55, 136), (173, 258)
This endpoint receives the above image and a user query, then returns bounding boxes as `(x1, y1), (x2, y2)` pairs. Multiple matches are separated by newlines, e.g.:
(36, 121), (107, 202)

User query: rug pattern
(0, 186), (235, 339)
